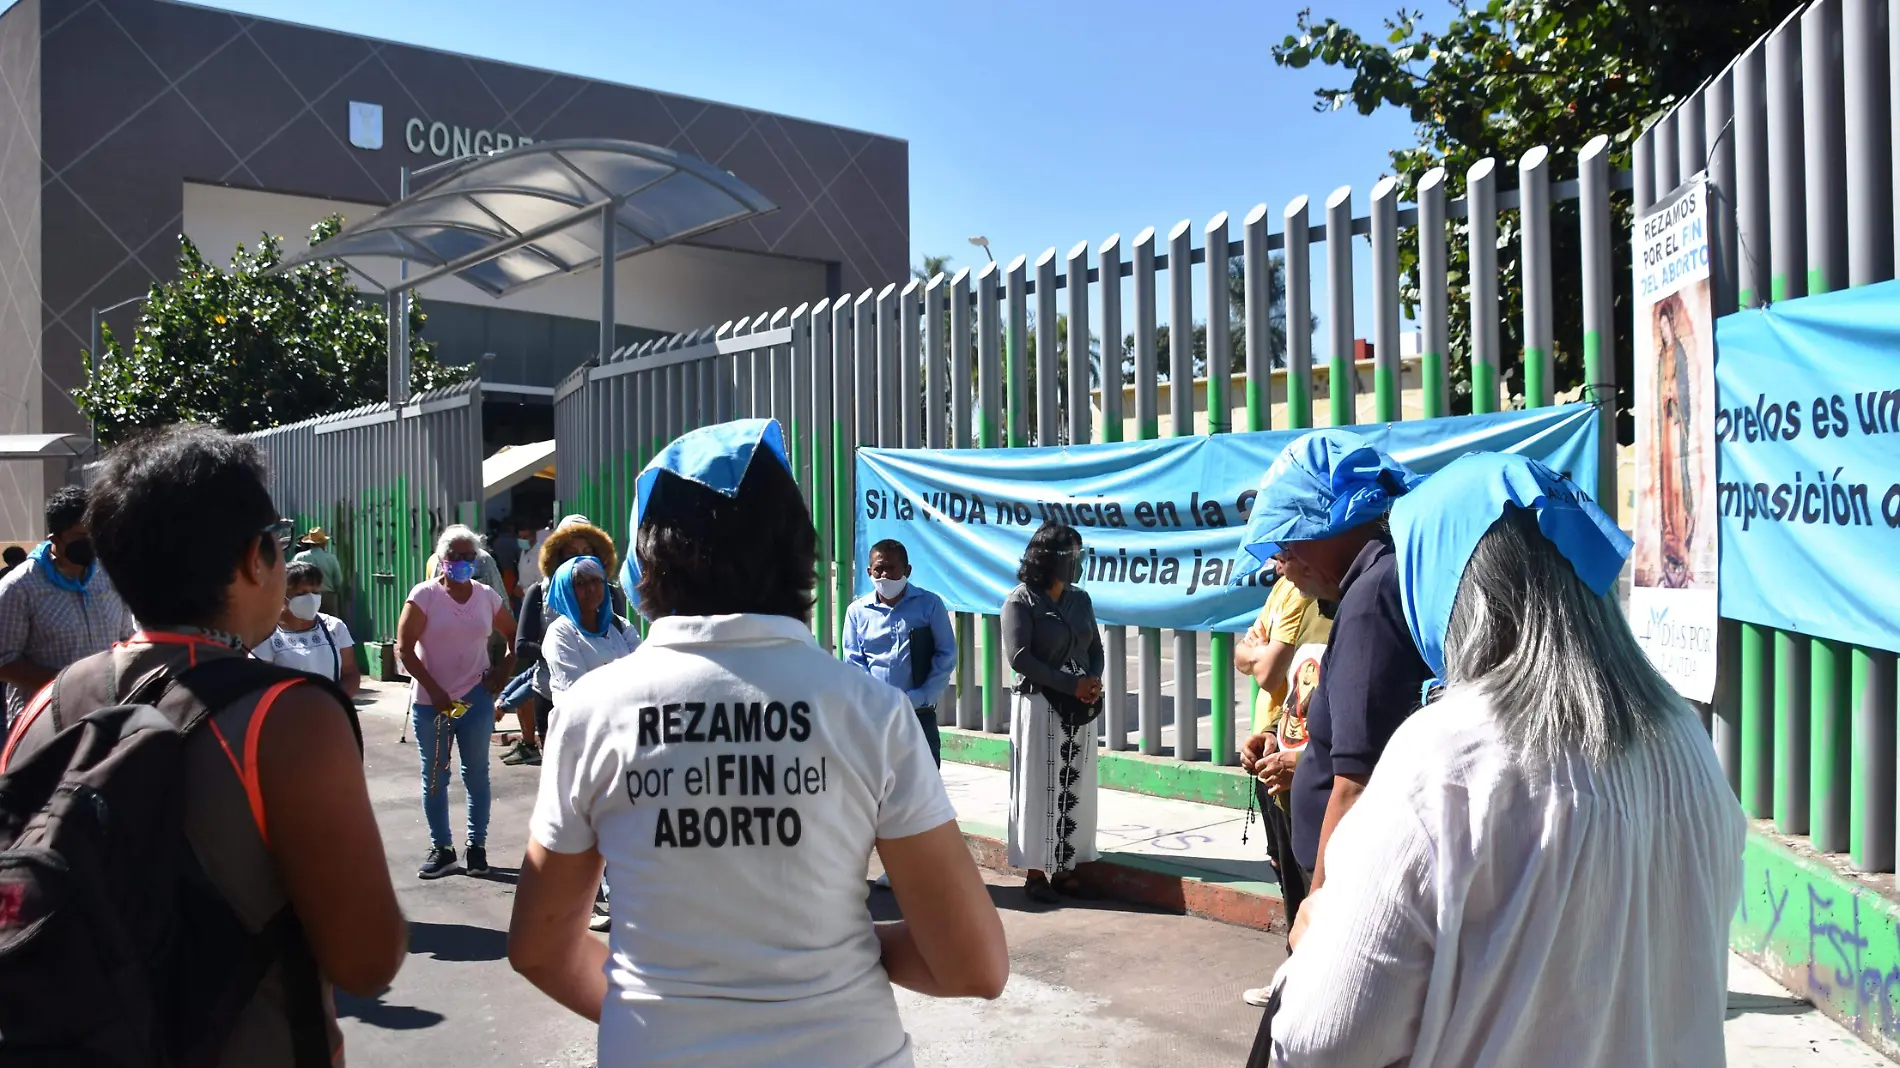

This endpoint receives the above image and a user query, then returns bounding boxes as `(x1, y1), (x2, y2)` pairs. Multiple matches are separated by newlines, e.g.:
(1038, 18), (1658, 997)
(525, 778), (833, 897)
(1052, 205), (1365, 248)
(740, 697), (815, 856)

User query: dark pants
(1255, 779), (1310, 930)
(915, 706), (942, 767)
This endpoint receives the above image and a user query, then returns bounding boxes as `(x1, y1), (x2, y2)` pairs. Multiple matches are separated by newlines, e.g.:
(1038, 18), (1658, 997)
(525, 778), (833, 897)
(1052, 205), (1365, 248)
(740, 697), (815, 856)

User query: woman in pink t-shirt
(398, 524), (518, 881)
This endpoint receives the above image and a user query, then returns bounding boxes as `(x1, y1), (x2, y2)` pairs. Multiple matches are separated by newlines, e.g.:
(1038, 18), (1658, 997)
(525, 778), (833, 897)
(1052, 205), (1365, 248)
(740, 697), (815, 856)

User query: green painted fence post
(1740, 622), (1775, 817)
(1812, 637), (1851, 852)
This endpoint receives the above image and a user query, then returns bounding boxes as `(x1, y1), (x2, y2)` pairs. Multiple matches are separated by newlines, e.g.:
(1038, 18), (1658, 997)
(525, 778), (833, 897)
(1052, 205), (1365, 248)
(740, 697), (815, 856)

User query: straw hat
(303, 527), (330, 546)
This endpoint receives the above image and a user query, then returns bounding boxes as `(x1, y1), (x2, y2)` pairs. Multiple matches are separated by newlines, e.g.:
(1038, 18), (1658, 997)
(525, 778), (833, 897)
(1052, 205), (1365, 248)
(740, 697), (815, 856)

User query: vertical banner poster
(1629, 172), (1720, 701)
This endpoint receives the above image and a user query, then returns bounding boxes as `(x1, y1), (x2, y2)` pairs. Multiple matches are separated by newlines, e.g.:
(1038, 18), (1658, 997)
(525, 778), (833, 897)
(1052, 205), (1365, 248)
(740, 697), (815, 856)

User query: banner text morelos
(854, 405), (1602, 634)
(1716, 278), (1900, 655)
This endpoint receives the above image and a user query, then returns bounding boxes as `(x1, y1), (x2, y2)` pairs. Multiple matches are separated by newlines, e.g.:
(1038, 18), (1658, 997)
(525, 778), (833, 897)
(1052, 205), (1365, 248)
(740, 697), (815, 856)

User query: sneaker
(418, 846), (459, 880)
(500, 741), (531, 766)
(1243, 986), (1274, 1008)
(465, 846), (490, 876)
(522, 744), (542, 767)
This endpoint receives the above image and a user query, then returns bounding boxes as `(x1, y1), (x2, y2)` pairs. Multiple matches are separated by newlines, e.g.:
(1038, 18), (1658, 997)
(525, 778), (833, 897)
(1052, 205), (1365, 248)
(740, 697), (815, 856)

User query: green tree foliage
(1272, 1), (1802, 431)
(77, 215), (465, 445)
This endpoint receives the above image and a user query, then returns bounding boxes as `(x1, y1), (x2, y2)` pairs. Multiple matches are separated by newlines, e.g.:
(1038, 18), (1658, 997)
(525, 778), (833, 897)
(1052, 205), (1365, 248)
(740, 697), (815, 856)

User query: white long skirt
(1007, 690), (1100, 873)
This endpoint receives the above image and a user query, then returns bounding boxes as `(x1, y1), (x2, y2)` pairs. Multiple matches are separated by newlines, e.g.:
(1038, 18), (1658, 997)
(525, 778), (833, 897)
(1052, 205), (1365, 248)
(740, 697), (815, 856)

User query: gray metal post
(924, 275), (947, 449)
(809, 300), (834, 651)
(1416, 168), (1450, 416)
(1097, 235), (1129, 751)
(1203, 212), (1231, 430)
(875, 284), (900, 447)
(1677, 88), (1706, 185)
(1806, 0), (1851, 299)
(1578, 136), (1618, 523)
(1064, 240), (1091, 445)
(1242, 204), (1272, 429)
(1204, 211), (1233, 766)
(1848, 0), (1896, 872)
(1005, 257), (1030, 449)
(976, 264), (1007, 734)
(1132, 227), (1163, 756)
(1633, 131), (1656, 213)
(951, 269), (979, 730)
(789, 303), (813, 504)
(1769, 6), (1808, 303)
(1034, 248), (1060, 444)
(833, 298), (858, 646)
(900, 282), (923, 449)
(1466, 159), (1500, 412)
(1709, 63), (1741, 328)
(1735, 40), (1773, 310)
(1282, 197), (1314, 427)
(1655, 110), (1681, 193)
(1518, 148), (1554, 408)
(1369, 178), (1401, 419)
(1325, 186), (1355, 425)
(391, 165), (412, 408)
(1166, 219), (1198, 762)
(1846, 0), (1895, 283)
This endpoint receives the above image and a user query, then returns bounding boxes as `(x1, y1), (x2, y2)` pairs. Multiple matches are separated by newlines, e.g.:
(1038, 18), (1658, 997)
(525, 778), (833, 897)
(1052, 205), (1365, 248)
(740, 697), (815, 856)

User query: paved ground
(341, 678), (1888, 1067)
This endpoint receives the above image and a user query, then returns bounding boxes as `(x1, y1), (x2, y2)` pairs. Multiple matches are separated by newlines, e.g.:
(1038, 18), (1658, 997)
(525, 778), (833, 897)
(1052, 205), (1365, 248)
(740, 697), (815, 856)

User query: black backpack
(0, 654), (357, 1068)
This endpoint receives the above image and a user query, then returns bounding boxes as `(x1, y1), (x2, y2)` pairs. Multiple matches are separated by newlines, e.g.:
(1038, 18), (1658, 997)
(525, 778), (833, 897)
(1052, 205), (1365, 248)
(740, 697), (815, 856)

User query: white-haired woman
(398, 523), (518, 881)
(1260, 453), (1745, 1068)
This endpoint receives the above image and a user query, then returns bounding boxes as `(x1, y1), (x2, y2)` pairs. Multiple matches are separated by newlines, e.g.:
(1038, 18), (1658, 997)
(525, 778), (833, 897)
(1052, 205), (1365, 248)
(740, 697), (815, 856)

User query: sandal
(1023, 873), (1061, 905)
(1052, 871), (1093, 899)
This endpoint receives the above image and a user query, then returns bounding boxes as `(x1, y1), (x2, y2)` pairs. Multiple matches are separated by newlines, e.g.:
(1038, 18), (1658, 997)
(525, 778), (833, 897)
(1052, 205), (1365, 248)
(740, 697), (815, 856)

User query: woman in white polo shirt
(508, 419), (1008, 1068)
(253, 559), (361, 695)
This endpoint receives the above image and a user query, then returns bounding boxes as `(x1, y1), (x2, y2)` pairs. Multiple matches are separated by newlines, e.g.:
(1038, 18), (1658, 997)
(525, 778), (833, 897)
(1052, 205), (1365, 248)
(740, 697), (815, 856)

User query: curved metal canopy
(277, 138), (776, 297)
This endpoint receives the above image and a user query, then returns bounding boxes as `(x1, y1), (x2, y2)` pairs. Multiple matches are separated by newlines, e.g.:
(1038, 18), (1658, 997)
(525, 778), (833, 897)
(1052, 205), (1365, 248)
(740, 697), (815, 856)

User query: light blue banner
(854, 404), (1602, 633)
(1715, 280), (1900, 654)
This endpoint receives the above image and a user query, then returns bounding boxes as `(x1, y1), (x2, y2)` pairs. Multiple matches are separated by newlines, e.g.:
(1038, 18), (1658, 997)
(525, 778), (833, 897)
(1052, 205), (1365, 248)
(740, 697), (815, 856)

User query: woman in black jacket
(1002, 520), (1105, 904)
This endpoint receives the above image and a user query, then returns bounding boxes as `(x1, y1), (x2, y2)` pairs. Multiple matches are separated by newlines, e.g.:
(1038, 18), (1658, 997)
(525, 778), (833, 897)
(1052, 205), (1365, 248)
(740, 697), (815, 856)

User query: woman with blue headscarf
(1257, 453), (1745, 1068)
(542, 555), (639, 698)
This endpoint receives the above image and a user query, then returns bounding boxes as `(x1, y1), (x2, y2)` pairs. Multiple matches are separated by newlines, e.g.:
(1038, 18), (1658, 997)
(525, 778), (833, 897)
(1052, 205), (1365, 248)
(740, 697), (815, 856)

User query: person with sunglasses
(398, 524), (518, 880)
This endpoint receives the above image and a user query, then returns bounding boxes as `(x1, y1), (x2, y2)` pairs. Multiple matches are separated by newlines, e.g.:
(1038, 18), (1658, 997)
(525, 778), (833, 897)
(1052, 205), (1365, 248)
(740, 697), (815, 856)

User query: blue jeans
(413, 684), (496, 849)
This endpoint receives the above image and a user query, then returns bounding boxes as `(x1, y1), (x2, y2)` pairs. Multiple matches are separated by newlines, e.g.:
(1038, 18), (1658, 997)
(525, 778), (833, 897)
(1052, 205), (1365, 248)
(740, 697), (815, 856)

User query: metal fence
(550, 150), (1633, 767)
(553, 0), (1900, 878)
(248, 378), (486, 660)
(1641, 0), (1900, 875)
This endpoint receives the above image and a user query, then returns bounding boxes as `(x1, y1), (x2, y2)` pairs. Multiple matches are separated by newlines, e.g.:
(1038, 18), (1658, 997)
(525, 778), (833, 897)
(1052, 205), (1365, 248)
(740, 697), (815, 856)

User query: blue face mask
(445, 559), (476, 584)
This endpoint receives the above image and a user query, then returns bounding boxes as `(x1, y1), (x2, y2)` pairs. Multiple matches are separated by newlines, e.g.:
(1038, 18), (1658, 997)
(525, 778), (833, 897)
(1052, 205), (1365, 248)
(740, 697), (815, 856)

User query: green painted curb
(1731, 823), (1900, 1058)
(941, 727), (1255, 810)
(956, 817), (1278, 900)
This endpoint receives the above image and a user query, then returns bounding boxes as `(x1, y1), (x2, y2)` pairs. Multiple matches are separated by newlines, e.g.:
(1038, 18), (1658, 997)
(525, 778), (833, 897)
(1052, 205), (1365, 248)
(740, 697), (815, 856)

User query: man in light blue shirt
(843, 538), (957, 768)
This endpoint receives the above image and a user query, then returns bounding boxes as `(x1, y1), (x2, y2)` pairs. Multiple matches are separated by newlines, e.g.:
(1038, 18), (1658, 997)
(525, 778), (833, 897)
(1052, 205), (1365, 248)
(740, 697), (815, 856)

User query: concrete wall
(0, 0), (908, 539)
(0, 0), (43, 536)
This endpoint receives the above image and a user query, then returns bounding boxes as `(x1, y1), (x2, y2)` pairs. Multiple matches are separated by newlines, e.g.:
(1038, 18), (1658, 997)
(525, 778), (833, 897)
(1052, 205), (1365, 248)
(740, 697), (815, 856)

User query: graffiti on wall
(1734, 832), (1900, 1054)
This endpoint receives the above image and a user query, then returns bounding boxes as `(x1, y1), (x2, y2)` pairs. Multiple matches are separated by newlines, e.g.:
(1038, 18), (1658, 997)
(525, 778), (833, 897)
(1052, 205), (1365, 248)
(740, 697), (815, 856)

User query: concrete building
(0, 0), (909, 537)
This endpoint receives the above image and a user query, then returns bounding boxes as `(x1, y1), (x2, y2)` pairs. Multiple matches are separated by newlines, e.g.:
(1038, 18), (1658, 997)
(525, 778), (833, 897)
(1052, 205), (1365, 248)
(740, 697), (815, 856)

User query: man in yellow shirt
(1236, 553), (1331, 993)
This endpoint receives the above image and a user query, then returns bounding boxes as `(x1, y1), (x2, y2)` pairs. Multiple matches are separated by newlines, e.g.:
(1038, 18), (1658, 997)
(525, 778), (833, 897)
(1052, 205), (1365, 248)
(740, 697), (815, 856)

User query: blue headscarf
(1230, 429), (1422, 584)
(619, 418), (795, 613)
(28, 539), (92, 594)
(548, 555), (610, 638)
(1390, 452), (1631, 681)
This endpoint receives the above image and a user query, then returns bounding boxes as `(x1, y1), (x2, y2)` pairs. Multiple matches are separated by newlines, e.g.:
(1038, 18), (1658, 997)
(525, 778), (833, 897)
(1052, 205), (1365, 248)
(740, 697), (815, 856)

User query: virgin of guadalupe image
(1655, 299), (1696, 588)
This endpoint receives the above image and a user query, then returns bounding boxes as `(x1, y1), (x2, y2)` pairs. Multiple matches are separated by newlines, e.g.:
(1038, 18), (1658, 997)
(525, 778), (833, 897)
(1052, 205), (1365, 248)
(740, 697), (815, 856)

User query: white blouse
(543, 613), (640, 695)
(1271, 685), (1745, 1068)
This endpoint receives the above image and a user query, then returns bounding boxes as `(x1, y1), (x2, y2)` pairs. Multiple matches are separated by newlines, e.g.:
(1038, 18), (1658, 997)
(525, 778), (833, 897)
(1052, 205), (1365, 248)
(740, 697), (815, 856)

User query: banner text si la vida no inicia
(853, 405), (1603, 634)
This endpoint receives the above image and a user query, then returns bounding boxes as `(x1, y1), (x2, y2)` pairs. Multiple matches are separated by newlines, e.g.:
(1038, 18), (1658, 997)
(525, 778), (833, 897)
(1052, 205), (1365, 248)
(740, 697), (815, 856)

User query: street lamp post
(89, 292), (150, 450)
(968, 235), (996, 264)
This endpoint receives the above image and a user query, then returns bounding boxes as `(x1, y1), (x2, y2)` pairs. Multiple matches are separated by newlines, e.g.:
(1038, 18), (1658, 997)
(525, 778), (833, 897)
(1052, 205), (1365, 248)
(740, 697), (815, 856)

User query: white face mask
(872, 576), (908, 600)
(286, 592), (321, 621)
